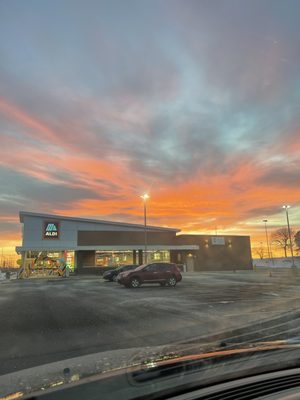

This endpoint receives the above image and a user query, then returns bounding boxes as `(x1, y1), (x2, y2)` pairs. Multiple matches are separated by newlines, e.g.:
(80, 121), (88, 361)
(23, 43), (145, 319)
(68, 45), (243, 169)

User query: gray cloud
(0, 167), (102, 214)
(245, 205), (285, 219)
(1, 0), (300, 236)
(0, 221), (20, 234)
(2, 0), (300, 184)
(258, 165), (300, 188)
(171, 0), (300, 103)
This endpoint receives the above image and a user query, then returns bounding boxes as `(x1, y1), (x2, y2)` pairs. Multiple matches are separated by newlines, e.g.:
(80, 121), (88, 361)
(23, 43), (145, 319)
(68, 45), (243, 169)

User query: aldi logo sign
(43, 221), (60, 239)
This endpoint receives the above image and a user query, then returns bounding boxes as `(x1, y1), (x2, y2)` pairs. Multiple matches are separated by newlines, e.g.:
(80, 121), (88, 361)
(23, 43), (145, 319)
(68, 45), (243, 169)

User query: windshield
(1, 0), (300, 399)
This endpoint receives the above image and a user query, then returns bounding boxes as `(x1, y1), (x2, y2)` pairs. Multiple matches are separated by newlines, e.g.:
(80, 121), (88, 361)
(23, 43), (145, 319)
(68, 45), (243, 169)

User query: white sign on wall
(211, 236), (225, 245)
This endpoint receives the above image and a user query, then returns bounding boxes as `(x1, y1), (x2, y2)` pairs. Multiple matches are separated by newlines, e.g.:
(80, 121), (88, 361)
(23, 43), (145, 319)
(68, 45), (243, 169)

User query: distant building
(16, 211), (252, 273)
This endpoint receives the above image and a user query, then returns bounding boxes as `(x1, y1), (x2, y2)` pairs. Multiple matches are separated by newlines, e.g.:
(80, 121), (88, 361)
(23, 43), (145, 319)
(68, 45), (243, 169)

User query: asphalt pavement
(0, 271), (299, 375)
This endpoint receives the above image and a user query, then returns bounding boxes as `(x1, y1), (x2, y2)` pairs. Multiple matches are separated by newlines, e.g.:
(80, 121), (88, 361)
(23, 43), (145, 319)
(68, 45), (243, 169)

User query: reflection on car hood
(117, 271), (131, 277)
(103, 270), (114, 276)
(1, 339), (300, 399)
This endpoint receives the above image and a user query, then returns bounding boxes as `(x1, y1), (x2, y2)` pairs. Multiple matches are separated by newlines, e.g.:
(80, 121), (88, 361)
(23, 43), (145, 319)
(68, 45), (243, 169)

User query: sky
(1, 0), (300, 258)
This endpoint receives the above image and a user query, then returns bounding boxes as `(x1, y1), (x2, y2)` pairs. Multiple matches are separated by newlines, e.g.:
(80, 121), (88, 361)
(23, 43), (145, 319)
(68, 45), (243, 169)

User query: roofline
(19, 211), (180, 233)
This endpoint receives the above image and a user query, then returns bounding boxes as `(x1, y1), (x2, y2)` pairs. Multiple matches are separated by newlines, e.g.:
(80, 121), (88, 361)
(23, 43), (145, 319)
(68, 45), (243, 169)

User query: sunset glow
(1, 0), (300, 262)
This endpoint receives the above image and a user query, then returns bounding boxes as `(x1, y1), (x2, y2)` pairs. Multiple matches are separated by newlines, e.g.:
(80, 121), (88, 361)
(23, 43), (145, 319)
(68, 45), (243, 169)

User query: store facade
(16, 211), (253, 274)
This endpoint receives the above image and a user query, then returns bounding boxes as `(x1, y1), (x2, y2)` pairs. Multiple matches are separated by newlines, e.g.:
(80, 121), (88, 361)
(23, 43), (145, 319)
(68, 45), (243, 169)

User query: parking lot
(0, 271), (299, 375)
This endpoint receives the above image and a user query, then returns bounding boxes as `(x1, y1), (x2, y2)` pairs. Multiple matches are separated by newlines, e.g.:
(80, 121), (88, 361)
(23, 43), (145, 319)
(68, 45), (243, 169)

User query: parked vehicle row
(103, 264), (138, 282)
(103, 262), (182, 288)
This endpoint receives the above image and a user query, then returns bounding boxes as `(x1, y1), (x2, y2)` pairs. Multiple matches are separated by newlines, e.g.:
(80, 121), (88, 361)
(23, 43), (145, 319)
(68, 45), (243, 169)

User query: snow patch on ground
(253, 257), (300, 268)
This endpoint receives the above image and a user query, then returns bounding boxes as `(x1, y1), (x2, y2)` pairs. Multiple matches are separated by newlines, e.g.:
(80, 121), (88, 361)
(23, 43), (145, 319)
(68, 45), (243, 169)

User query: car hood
(117, 271), (131, 277)
(103, 270), (114, 276)
(1, 339), (300, 399)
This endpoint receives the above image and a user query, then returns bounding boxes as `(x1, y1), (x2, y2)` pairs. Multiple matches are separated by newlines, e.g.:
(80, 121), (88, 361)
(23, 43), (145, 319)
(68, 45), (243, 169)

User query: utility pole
(141, 194), (149, 263)
(282, 205), (295, 267)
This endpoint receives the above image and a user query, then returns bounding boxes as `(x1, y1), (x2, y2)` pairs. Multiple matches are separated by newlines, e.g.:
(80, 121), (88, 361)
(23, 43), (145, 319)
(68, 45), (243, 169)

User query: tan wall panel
(173, 234), (252, 270)
(78, 230), (176, 246)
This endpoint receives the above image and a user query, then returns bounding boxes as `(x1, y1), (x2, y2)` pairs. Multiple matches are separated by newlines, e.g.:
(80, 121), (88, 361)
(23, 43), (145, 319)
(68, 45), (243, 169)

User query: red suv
(117, 262), (182, 288)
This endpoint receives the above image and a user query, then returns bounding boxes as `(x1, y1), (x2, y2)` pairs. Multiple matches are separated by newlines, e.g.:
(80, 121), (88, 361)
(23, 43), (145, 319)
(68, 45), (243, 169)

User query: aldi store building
(16, 211), (253, 274)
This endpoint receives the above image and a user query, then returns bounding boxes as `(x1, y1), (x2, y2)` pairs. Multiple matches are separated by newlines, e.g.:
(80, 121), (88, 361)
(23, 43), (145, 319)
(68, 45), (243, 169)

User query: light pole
(262, 219), (274, 265)
(282, 205), (295, 267)
(141, 194), (149, 263)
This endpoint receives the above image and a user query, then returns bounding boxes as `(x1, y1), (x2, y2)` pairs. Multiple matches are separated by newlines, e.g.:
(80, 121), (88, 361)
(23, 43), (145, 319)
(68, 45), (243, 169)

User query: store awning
(16, 244), (199, 253)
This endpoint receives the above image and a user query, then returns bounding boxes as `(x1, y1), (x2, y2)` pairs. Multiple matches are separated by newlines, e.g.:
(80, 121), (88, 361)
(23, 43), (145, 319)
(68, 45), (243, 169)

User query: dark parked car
(103, 264), (138, 282)
(117, 262), (182, 288)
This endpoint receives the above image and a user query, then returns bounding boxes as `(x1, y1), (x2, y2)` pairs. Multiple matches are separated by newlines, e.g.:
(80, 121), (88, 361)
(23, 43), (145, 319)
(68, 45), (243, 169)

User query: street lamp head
(141, 193), (150, 201)
(263, 219), (268, 223)
(282, 205), (291, 209)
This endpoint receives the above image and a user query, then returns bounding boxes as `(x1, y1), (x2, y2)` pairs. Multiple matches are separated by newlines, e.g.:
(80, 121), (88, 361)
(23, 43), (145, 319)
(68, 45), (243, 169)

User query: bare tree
(295, 231), (300, 254)
(271, 228), (295, 258)
(255, 244), (265, 259)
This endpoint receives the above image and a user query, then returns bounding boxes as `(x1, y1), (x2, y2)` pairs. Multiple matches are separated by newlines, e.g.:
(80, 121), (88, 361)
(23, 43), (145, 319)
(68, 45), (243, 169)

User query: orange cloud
(1, 101), (300, 260)
(0, 97), (60, 144)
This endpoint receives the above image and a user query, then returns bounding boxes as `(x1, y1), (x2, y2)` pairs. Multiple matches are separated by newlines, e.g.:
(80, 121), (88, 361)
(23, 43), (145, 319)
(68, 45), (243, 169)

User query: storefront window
(95, 251), (133, 267)
(148, 251), (170, 262)
(25, 251), (75, 274)
(93, 250), (170, 267)
(64, 251), (75, 272)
